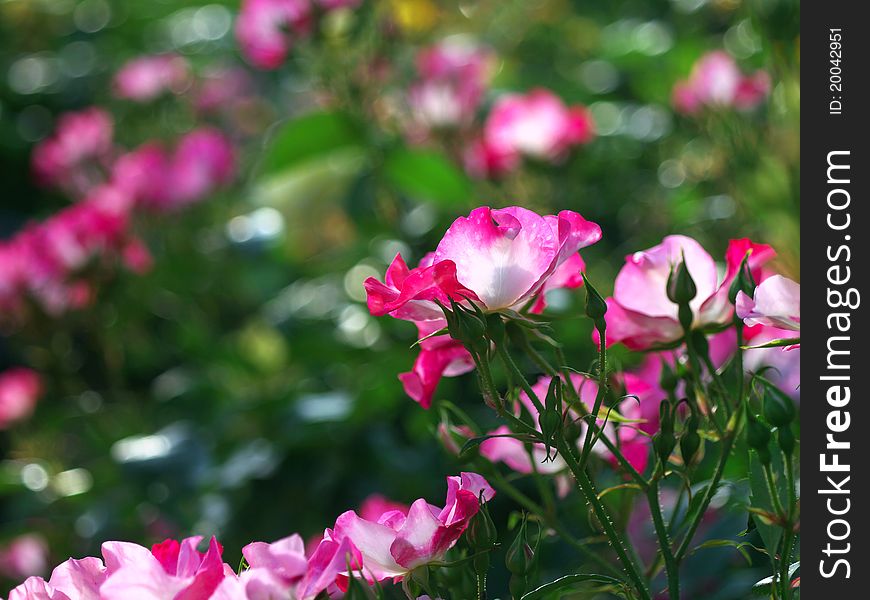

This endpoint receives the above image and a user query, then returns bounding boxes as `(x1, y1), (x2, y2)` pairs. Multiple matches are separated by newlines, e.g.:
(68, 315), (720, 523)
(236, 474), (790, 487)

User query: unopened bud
(762, 386), (796, 428)
(505, 518), (534, 576)
(728, 254), (756, 305)
(659, 361), (678, 394)
(777, 424), (795, 456)
(667, 259), (697, 306)
(466, 500), (497, 551)
(746, 412), (771, 452)
(581, 273), (608, 328)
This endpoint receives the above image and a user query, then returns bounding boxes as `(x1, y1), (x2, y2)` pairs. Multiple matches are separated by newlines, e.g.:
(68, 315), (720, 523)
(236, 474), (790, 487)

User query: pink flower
(168, 128), (236, 207)
(301, 473), (495, 596)
(112, 143), (174, 209)
(236, 0), (312, 69)
(100, 536), (229, 599)
(113, 55), (191, 102)
(31, 108), (114, 196)
(483, 89), (594, 165)
(463, 137), (518, 179)
(408, 39), (494, 129)
(398, 320), (475, 409)
(0, 368), (43, 429)
(0, 534), (48, 580)
(672, 51), (770, 114)
(431, 206), (600, 311)
(365, 207), (599, 405)
(736, 274), (800, 333)
(600, 236), (774, 350)
(9, 557), (106, 600)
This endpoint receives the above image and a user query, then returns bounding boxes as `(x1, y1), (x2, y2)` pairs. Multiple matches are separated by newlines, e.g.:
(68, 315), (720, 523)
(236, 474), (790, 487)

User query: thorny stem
(578, 325), (608, 470)
(647, 480), (680, 600)
(554, 434), (652, 600)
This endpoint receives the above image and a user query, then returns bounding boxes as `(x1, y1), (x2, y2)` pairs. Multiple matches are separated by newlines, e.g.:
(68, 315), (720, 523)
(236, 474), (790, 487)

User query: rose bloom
(235, 0), (312, 69)
(482, 88), (594, 166)
(298, 473), (494, 598)
(736, 274), (800, 333)
(31, 107), (114, 196)
(365, 206), (600, 406)
(9, 536), (231, 600)
(600, 236), (774, 350)
(672, 51), (770, 114)
(113, 54), (191, 102)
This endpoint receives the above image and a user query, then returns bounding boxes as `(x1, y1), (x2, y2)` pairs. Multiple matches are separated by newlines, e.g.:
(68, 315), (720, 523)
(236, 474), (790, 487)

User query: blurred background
(0, 0), (798, 597)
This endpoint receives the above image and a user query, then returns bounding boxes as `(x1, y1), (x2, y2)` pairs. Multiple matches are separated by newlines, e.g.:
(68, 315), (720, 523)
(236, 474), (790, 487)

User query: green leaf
(521, 574), (627, 599)
(383, 148), (472, 204)
(749, 453), (784, 559)
(690, 539), (761, 564)
(259, 111), (364, 175)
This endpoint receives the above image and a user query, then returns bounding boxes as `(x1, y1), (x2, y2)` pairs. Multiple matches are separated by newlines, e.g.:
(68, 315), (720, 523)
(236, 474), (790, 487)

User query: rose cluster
(8, 473), (493, 600)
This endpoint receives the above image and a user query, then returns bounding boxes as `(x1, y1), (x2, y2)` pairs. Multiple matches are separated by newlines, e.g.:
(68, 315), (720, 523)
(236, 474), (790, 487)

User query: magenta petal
(399, 342), (475, 409)
(390, 499), (445, 569)
(296, 534), (362, 600)
(8, 576), (64, 600)
(433, 206), (559, 309)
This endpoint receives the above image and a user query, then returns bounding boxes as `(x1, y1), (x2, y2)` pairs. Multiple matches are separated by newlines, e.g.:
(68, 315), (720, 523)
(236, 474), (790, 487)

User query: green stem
(496, 345), (546, 415)
(674, 405), (743, 563)
(647, 480), (680, 600)
(476, 572), (486, 600)
(555, 435), (652, 600)
(483, 466), (623, 578)
(517, 333), (558, 377)
(578, 326), (608, 470)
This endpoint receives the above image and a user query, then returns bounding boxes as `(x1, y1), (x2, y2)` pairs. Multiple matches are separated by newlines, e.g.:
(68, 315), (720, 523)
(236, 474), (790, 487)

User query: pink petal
(242, 535), (307, 582)
(398, 342), (475, 409)
(433, 206), (559, 310)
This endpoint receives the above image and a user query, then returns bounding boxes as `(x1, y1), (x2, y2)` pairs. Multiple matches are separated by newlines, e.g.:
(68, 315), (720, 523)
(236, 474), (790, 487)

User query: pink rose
(672, 51), (770, 114)
(483, 89), (594, 165)
(736, 274), (800, 333)
(31, 108), (114, 196)
(600, 236), (774, 350)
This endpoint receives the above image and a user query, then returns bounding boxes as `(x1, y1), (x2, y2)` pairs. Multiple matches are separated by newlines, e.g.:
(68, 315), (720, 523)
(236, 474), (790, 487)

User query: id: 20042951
(829, 28), (843, 115)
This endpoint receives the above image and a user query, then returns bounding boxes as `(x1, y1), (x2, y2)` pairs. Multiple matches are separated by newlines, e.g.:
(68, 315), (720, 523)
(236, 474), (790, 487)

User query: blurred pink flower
(236, 0), (312, 69)
(672, 51), (770, 114)
(599, 236), (774, 350)
(408, 39), (494, 129)
(463, 137), (518, 179)
(194, 67), (254, 114)
(31, 107), (114, 196)
(483, 89), (594, 166)
(736, 274), (800, 333)
(0, 534), (48, 580)
(167, 128), (236, 207)
(0, 368), (42, 429)
(359, 495), (410, 523)
(113, 54), (191, 102)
